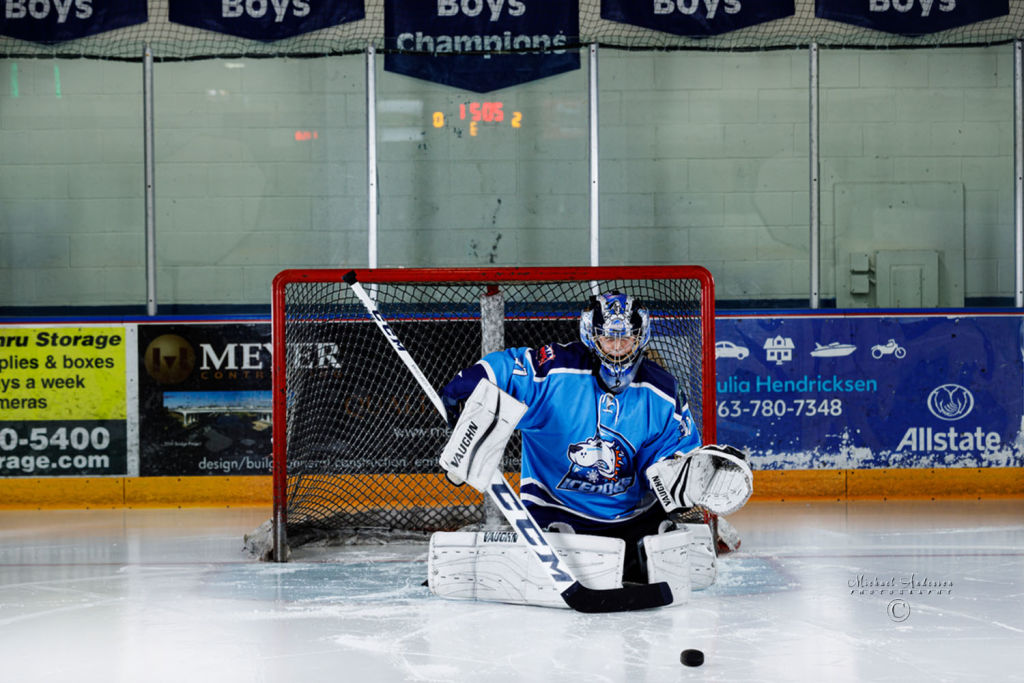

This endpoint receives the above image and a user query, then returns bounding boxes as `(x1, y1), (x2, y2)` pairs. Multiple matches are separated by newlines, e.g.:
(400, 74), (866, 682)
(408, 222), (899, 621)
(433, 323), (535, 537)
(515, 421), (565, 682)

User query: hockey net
(251, 266), (714, 560)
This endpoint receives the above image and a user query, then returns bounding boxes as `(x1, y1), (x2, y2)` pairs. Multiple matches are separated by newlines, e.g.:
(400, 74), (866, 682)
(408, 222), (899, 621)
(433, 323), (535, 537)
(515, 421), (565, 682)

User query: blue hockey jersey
(441, 341), (702, 524)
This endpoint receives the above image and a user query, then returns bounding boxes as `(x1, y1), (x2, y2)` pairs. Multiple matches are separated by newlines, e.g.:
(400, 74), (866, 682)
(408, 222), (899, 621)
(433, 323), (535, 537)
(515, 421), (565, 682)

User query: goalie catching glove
(646, 444), (753, 516)
(439, 379), (527, 491)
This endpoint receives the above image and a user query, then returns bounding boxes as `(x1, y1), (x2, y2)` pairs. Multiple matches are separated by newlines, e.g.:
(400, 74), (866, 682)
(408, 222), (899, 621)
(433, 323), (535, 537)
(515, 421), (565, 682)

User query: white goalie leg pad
(439, 380), (527, 491)
(639, 527), (692, 607)
(641, 523), (717, 597)
(427, 530), (625, 609)
(681, 523), (718, 590)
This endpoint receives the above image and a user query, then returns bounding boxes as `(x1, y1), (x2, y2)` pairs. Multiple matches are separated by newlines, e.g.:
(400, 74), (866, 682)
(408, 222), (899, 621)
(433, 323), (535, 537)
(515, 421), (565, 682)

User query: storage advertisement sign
(0, 327), (127, 477)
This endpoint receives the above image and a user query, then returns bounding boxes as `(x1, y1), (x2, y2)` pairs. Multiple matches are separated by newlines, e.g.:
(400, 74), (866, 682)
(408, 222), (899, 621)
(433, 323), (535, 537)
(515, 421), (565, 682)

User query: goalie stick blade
(561, 580), (674, 613)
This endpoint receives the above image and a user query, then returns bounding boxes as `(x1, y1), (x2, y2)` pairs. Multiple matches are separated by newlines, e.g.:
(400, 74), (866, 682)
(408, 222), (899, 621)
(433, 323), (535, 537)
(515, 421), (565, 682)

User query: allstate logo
(927, 384), (974, 421)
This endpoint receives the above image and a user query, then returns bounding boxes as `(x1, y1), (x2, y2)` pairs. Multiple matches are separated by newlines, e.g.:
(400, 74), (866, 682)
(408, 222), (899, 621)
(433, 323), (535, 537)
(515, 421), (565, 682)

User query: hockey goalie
(428, 292), (753, 608)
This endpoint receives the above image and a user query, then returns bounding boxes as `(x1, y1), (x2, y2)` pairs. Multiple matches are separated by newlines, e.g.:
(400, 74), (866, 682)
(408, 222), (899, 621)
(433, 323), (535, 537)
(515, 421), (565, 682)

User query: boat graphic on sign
(810, 342), (856, 358)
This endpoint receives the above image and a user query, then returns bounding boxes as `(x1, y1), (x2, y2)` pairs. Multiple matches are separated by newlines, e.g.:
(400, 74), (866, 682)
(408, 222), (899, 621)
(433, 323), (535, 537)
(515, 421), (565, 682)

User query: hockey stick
(342, 270), (673, 613)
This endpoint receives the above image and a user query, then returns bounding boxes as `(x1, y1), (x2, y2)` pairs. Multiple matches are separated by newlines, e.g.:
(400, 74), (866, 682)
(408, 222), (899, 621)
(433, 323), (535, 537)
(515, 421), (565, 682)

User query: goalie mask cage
(261, 266), (715, 561)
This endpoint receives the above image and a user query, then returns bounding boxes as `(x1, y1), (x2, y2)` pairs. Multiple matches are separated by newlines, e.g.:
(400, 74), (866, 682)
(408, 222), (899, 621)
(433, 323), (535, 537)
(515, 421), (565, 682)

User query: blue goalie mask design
(580, 293), (650, 393)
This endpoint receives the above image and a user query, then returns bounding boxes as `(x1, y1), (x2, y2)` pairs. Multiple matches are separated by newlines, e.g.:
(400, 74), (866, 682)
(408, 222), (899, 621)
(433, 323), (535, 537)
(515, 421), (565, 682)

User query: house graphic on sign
(763, 336), (795, 365)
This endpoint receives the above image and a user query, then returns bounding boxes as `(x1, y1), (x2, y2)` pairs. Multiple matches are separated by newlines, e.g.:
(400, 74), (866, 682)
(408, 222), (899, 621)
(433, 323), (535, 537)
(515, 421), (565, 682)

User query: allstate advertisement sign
(714, 314), (1024, 469)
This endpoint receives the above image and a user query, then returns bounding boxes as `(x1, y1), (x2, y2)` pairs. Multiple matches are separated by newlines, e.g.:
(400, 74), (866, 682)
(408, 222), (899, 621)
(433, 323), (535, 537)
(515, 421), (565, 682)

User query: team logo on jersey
(558, 432), (635, 496)
(537, 344), (556, 365)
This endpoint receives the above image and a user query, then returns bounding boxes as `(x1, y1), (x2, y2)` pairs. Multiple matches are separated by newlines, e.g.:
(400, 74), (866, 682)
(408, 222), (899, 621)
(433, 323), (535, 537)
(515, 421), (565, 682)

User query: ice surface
(0, 501), (1021, 682)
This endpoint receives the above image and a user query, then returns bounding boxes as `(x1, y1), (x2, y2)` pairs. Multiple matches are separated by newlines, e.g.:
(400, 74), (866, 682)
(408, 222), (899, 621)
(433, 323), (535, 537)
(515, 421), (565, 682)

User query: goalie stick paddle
(342, 270), (673, 613)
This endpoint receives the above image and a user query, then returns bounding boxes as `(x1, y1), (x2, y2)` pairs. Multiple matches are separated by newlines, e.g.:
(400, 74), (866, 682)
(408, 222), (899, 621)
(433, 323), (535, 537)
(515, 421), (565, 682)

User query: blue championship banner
(601, 0), (794, 37)
(815, 0), (1009, 36)
(713, 314), (1024, 470)
(0, 0), (146, 43)
(168, 0), (364, 41)
(385, 0), (580, 93)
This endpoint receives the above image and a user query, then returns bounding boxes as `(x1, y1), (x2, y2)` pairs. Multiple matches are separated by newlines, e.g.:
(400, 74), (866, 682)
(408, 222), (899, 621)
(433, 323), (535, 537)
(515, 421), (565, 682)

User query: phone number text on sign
(0, 422), (115, 474)
(0, 419), (125, 476)
(717, 398), (844, 419)
(0, 424), (112, 452)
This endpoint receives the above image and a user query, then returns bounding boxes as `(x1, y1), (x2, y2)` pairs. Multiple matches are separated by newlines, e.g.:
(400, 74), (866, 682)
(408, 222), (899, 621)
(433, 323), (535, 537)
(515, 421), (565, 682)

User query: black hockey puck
(680, 649), (704, 667)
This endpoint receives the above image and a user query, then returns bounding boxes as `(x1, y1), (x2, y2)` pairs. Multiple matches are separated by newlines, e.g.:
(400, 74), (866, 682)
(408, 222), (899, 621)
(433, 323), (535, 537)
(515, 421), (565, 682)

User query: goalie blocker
(439, 379), (527, 490)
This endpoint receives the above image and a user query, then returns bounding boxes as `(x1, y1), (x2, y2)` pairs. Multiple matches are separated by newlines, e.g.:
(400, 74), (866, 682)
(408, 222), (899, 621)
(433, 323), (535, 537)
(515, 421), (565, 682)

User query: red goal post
(262, 266), (715, 560)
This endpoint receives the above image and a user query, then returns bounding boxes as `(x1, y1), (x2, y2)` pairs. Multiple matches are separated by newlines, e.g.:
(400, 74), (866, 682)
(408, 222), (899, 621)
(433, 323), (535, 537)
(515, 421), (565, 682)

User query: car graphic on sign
(715, 341), (749, 360)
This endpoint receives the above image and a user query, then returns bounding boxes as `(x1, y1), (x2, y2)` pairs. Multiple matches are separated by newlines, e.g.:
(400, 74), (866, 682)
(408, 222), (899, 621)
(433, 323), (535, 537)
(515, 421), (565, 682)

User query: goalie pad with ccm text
(428, 530), (625, 609)
(439, 380), (527, 491)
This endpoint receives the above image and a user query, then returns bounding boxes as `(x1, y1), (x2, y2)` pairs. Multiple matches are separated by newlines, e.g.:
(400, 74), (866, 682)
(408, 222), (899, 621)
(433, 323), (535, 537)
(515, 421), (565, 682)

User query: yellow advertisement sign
(0, 327), (126, 420)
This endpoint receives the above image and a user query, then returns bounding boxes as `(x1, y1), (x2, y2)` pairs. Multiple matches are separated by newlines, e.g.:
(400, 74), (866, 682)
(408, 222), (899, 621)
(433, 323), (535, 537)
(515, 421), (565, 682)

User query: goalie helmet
(580, 292), (650, 393)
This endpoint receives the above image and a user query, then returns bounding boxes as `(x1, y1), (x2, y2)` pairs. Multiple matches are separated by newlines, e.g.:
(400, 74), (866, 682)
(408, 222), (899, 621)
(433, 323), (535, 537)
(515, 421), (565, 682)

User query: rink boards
(1, 311), (1023, 507)
(1, 467), (1022, 509)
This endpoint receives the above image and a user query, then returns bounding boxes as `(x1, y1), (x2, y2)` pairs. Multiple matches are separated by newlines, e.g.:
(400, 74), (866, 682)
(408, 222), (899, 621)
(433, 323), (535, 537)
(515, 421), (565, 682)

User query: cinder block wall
(0, 45), (1014, 307)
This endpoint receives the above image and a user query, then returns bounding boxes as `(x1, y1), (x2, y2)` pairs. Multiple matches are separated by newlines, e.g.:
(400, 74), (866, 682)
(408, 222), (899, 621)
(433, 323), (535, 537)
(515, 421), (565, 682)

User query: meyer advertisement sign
(384, 0), (580, 93)
(0, 0), (147, 43)
(815, 0), (1009, 36)
(137, 323), (272, 476)
(0, 327), (127, 477)
(714, 314), (1024, 469)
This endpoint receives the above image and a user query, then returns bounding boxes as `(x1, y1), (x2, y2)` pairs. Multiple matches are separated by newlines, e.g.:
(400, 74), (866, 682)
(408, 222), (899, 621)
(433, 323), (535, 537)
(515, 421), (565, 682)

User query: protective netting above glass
(1, 0), (1022, 61)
